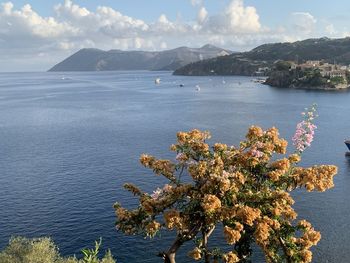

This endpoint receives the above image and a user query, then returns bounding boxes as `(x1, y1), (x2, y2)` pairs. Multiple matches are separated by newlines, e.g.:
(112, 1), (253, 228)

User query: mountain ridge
(48, 45), (232, 72)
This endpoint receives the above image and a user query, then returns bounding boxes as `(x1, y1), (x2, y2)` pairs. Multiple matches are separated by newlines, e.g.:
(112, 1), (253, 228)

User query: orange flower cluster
(175, 129), (211, 158)
(297, 220), (321, 249)
(115, 126), (337, 263)
(114, 203), (141, 235)
(246, 125), (264, 140)
(293, 165), (337, 191)
(145, 221), (161, 237)
(188, 247), (202, 261)
(177, 129), (211, 144)
(164, 210), (182, 229)
(254, 216), (281, 248)
(222, 251), (240, 263)
(140, 154), (175, 181)
(223, 223), (243, 245)
(188, 161), (207, 179)
(123, 183), (142, 196)
(115, 206), (129, 221)
(201, 194), (222, 213)
(236, 205), (261, 226)
(270, 191), (297, 219)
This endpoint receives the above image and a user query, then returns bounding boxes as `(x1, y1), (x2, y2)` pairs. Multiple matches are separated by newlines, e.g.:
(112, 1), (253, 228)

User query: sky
(1, 0), (350, 71)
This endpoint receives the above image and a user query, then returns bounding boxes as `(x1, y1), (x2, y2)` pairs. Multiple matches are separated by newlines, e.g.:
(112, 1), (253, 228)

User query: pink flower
(251, 149), (264, 158)
(176, 153), (185, 161)
(151, 188), (163, 200)
(186, 160), (198, 166)
(292, 104), (317, 154)
(256, 142), (264, 149)
(162, 184), (172, 193)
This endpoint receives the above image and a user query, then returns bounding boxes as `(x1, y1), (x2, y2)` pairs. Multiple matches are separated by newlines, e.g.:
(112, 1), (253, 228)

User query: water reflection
(344, 155), (350, 173)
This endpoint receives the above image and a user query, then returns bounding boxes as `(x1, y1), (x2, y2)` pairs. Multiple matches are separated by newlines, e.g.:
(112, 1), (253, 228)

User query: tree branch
(202, 226), (215, 263)
(278, 236), (292, 263)
(161, 223), (202, 263)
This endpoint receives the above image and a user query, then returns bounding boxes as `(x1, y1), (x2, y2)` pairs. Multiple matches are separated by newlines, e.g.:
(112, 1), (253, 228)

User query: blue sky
(7, 0), (350, 26)
(1, 0), (350, 71)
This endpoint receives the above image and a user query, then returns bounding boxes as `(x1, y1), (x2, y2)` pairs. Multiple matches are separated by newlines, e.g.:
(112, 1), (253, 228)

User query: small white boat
(222, 79), (226, 84)
(155, 78), (161, 84)
(195, 85), (201, 91)
(252, 78), (266, 83)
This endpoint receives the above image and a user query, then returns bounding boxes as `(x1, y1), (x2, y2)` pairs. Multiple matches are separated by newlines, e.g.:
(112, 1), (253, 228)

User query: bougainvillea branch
(292, 104), (318, 154)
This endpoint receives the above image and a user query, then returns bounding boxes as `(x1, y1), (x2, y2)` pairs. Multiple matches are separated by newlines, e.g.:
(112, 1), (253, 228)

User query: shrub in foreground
(0, 237), (115, 263)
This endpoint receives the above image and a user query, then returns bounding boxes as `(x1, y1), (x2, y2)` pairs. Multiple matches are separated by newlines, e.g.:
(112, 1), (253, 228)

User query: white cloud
(0, 0), (264, 55)
(0, 1), (77, 39)
(325, 24), (337, 35)
(225, 0), (261, 33)
(200, 0), (261, 34)
(54, 0), (149, 39)
(58, 41), (75, 50)
(290, 12), (316, 35)
(2, 2), (13, 14)
(190, 0), (202, 7)
(197, 6), (208, 24)
(160, 41), (167, 49)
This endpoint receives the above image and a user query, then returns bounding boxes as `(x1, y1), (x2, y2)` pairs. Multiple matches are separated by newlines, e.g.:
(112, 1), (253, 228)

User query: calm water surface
(0, 71), (349, 262)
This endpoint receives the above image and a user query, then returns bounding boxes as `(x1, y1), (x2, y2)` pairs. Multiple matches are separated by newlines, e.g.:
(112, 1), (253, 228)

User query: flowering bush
(114, 107), (337, 263)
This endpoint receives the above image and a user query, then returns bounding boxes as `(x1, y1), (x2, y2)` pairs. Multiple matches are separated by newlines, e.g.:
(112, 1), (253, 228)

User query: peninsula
(264, 60), (350, 90)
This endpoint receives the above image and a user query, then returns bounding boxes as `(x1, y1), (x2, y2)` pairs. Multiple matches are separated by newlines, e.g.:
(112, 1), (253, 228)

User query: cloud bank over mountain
(0, 0), (347, 71)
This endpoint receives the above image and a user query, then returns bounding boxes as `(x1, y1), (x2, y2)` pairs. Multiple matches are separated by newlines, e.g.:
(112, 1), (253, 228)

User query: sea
(0, 71), (350, 262)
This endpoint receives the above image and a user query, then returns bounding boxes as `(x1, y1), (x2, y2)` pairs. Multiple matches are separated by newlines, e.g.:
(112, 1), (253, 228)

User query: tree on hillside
(274, 61), (292, 71)
(114, 105), (337, 263)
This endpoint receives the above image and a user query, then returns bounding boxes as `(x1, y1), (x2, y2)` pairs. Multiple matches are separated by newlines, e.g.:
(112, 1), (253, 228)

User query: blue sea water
(0, 71), (350, 262)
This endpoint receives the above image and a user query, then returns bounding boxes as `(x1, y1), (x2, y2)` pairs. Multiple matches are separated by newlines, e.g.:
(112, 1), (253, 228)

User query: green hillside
(174, 37), (350, 76)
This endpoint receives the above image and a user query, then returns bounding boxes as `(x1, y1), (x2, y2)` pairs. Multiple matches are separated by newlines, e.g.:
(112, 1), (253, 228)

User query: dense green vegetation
(173, 55), (268, 76)
(0, 237), (115, 263)
(296, 69), (327, 87)
(330, 76), (346, 85)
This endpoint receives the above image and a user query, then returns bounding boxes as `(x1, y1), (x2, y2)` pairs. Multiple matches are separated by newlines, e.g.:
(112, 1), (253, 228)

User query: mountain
(48, 45), (232, 72)
(173, 37), (350, 76)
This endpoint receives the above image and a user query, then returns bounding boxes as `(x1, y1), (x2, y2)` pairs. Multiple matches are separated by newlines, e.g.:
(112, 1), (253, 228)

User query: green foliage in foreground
(0, 237), (116, 263)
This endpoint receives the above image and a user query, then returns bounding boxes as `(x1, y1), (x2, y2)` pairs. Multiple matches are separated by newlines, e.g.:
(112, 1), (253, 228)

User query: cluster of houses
(254, 60), (350, 82)
(289, 60), (348, 80)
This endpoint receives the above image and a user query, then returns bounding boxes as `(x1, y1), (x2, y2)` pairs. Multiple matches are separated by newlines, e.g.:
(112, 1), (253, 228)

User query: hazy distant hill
(174, 37), (350, 76)
(48, 44), (232, 72)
